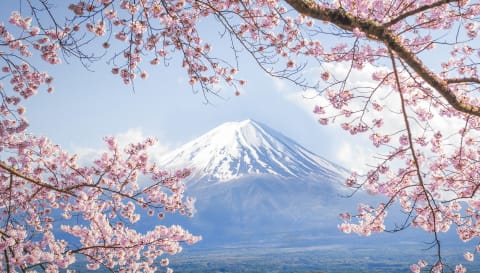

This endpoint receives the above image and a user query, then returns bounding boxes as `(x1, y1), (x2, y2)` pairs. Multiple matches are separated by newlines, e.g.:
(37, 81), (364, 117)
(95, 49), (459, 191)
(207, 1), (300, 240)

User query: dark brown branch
(284, 0), (480, 117)
(384, 0), (458, 27)
(390, 50), (443, 266)
(4, 249), (10, 273)
(446, 77), (480, 84)
(0, 162), (77, 197)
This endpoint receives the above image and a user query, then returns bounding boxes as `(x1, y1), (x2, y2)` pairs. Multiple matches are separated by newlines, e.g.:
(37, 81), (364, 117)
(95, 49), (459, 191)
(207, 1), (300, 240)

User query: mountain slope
(159, 119), (347, 184)
(155, 120), (360, 246)
(154, 120), (455, 253)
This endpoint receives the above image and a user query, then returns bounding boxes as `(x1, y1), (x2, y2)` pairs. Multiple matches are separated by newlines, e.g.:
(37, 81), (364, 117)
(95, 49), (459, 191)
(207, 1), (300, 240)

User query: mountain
(159, 119), (348, 185)
(156, 119), (432, 249)
(155, 120), (464, 262)
(156, 119), (365, 246)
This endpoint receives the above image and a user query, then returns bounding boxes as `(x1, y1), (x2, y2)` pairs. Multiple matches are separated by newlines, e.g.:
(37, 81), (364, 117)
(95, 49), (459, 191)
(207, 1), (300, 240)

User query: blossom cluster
(304, 1), (480, 271)
(0, 133), (201, 272)
(2, 0), (480, 272)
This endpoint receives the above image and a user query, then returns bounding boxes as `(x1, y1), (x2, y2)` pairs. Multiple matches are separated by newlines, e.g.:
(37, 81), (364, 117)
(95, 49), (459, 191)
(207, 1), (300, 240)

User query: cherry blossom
(0, 132), (201, 272)
(2, 0), (480, 272)
(1, 7), (202, 269)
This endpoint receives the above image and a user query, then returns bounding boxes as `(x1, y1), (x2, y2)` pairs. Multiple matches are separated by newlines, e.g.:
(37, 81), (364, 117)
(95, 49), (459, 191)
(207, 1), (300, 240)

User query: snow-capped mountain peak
(159, 119), (346, 183)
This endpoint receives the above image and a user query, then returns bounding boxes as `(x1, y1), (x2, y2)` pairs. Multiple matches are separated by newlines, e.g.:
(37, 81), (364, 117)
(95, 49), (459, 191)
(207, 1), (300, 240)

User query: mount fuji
(156, 119), (370, 246)
(155, 120), (467, 269)
(159, 119), (348, 184)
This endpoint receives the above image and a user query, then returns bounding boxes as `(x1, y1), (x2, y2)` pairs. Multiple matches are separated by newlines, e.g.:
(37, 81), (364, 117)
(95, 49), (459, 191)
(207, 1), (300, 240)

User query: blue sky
(2, 2), (373, 172)
(23, 52), (359, 161)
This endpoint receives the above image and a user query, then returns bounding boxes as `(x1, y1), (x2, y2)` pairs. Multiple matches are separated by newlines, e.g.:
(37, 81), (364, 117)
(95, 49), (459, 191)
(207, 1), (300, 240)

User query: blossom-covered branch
(2, 1), (480, 272)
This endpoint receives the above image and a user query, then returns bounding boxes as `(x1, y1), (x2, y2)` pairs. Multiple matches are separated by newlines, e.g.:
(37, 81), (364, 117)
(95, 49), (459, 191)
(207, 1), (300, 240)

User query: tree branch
(446, 77), (480, 84)
(0, 162), (77, 197)
(284, 0), (480, 117)
(390, 50), (443, 267)
(384, 0), (457, 27)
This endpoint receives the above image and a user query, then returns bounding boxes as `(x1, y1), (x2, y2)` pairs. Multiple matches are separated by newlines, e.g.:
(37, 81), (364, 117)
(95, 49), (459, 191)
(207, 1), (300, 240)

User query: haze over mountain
(156, 120), (368, 245)
(157, 119), (455, 251)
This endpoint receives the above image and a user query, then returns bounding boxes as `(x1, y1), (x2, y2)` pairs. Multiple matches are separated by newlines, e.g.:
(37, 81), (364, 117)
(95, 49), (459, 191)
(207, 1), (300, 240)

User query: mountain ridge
(154, 120), (454, 253)
(158, 119), (348, 184)
(155, 119), (357, 245)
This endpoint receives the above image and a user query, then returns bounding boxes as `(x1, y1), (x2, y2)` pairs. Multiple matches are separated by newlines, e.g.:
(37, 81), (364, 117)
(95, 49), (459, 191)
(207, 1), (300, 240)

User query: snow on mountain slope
(159, 119), (348, 184)
(156, 120), (434, 249)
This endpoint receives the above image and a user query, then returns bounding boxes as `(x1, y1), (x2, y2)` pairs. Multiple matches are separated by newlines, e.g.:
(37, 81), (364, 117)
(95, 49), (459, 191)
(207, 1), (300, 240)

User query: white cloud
(284, 88), (327, 121)
(73, 146), (102, 166)
(272, 77), (288, 94)
(285, 62), (392, 115)
(277, 61), (462, 143)
(116, 128), (170, 160)
(335, 141), (377, 173)
(115, 128), (149, 148)
(72, 128), (171, 165)
(273, 61), (463, 172)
